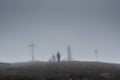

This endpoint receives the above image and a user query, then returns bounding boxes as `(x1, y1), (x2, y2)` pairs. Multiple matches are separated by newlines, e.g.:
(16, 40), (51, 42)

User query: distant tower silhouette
(56, 52), (61, 62)
(28, 41), (36, 61)
(95, 49), (99, 62)
(68, 46), (72, 61)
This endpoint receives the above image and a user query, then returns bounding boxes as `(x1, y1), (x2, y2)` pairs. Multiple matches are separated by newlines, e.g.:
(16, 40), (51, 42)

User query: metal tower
(68, 45), (72, 61)
(95, 49), (99, 62)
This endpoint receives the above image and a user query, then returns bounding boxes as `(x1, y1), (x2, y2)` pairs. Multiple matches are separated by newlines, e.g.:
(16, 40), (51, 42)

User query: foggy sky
(0, 0), (120, 63)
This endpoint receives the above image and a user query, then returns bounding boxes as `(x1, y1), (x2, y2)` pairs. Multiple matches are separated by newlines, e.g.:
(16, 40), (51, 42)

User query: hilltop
(0, 61), (120, 80)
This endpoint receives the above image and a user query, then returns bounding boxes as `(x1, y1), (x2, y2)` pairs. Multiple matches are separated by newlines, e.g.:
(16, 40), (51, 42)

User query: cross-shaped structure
(28, 41), (36, 61)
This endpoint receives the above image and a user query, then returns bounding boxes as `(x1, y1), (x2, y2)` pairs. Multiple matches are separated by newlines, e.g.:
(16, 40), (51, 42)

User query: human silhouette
(56, 52), (61, 62)
(52, 54), (56, 62)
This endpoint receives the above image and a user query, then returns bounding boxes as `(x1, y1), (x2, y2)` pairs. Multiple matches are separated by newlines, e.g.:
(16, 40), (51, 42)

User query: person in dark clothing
(56, 52), (61, 62)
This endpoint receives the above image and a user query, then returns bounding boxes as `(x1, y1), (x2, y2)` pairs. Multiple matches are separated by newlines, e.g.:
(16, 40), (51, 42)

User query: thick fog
(0, 0), (120, 63)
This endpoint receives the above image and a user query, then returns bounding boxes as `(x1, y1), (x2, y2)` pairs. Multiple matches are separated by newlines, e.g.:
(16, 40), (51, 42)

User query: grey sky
(0, 0), (120, 63)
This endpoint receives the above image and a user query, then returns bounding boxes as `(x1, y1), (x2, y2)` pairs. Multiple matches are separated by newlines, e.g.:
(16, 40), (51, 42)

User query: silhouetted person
(52, 54), (56, 62)
(56, 52), (61, 62)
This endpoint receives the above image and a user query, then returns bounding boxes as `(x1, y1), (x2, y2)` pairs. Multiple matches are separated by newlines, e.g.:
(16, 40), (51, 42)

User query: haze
(0, 0), (120, 63)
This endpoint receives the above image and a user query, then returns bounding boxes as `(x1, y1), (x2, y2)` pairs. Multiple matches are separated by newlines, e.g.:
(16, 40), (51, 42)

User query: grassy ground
(0, 61), (120, 80)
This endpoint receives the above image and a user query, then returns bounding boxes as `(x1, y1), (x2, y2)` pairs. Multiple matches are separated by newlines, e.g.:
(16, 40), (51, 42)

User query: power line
(28, 41), (36, 61)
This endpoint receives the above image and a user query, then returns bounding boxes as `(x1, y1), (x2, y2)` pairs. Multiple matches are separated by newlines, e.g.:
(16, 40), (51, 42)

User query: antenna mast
(68, 46), (72, 61)
(95, 49), (99, 62)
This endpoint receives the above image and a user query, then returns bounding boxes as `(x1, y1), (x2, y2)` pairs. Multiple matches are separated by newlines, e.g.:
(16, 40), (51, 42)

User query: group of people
(51, 52), (61, 62)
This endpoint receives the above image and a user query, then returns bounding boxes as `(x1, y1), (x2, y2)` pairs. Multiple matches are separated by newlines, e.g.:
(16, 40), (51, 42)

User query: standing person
(52, 54), (56, 62)
(56, 52), (61, 62)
